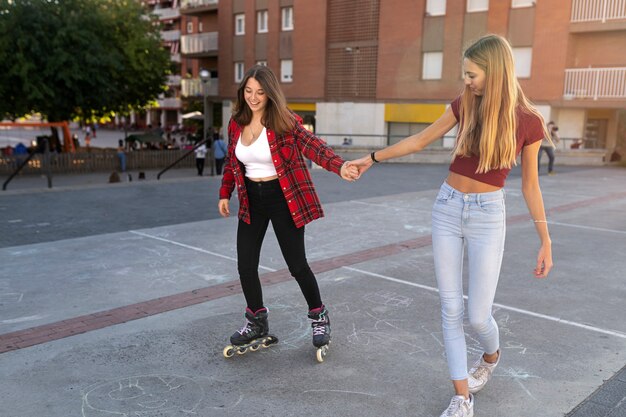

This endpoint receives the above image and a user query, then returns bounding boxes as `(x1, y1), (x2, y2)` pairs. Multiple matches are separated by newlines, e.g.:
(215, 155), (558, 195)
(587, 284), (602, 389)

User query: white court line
(548, 221), (626, 235)
(343, 266), (626, 340)
(129, 230), (276, 272)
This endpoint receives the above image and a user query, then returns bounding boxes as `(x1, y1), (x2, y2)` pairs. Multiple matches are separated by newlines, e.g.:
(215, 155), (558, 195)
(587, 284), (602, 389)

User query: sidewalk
(1, 164), (625, 416)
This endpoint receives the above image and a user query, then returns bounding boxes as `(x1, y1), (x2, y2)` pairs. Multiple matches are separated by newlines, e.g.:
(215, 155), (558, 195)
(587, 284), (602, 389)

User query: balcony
(151, 7), (181, 21)
(181, 0), (218, 16)
(181, 32), (218, 57)
(181, 77), (219, 97)
(570, 0), (626, 31)
(167, 75), (182, 86)
(157, 97), (182, 109)
(161, 29), (181, 42)
(563, 67), (626, 100)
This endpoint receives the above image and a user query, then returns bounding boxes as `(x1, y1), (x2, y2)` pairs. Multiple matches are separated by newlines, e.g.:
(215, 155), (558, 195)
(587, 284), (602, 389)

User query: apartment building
(181, 0), (626, 161)
(139, 0), (184, 129)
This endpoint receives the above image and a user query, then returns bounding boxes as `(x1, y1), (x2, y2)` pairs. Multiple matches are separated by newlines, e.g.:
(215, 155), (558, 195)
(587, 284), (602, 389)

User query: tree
(0, 0), (171, 122)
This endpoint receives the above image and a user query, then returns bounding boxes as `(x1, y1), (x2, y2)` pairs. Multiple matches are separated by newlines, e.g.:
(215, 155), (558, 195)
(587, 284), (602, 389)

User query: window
(234, 62), (245, 83)
(186, 21), (193, 34)
(280, 60), (293, 82)
(422, 52), (443, 80)
(282, 7), (294, 31)
(512, 0), (534, 7)
(426, 0), (446, 16)
(235, 14), (245, 35)
(467, 0), (489, 12)
(198, 22), (203, 33)
(512, 47), (532, 78)
(256, 60), (267, 66)
(257, 10), (268, 33)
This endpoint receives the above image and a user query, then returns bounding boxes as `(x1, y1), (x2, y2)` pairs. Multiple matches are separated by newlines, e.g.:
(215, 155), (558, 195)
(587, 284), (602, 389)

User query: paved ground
(1, 163), (625, 417)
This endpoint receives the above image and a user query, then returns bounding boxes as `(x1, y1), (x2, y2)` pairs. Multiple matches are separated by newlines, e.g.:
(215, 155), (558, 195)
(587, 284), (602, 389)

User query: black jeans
(237, 178), (322, 312)
(196, 158), (205, 176)
(215, 158), (225, 175)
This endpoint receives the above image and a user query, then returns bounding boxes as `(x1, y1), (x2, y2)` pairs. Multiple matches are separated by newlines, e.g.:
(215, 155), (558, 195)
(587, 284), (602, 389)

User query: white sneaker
(468, 350), (500, 394)
(439, 394), (474, 417)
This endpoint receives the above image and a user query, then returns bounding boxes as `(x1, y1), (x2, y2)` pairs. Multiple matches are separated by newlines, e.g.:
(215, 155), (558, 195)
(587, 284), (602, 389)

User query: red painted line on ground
(1, 191), (625, 354)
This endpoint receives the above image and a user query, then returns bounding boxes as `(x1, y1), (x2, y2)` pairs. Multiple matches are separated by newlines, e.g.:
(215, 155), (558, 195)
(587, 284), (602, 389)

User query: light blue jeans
(431, 181), (506, 380)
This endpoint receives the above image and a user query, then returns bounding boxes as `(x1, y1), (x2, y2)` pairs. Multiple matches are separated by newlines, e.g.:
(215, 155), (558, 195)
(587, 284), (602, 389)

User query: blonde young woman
(218, 65), (357, 360)
(350, 35), (553, 417)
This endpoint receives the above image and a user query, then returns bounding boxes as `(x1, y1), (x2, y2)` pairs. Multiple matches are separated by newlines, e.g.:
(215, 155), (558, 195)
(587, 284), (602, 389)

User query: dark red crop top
(449, 96), (545, 187)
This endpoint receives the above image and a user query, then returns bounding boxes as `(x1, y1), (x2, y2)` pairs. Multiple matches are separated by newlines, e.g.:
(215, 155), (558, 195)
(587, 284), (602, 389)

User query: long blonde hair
(454, 34), (548, 173)
(233, 65), (295, 135)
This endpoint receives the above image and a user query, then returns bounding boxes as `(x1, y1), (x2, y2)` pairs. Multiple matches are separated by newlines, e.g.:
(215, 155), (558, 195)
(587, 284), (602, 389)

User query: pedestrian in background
(538, 121), (560, 175)
(218, 65), (357, 357)
(117, 139), (126, 173)
(194, 141), (207, 176)
(213, 134), (227, 175)
(349, 34), (553, 417)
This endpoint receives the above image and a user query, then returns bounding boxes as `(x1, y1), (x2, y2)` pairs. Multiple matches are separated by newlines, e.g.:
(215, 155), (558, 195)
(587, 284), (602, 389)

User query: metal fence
(0, 150), (195, 176)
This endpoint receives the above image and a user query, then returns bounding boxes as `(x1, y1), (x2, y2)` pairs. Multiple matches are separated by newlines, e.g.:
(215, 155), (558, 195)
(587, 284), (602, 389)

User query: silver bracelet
(533, 220), (547, 223)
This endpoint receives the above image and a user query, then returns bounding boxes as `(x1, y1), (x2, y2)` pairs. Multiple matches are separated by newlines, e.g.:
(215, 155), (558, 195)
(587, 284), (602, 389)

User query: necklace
(249, 125), (256, 141)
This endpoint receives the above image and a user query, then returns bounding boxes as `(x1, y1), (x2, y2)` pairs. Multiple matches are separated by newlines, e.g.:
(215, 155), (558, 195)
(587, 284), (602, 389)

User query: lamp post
(199, 69), (215, 176)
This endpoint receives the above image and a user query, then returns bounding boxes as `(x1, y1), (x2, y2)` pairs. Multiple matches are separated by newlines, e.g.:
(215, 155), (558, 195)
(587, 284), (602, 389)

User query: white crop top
(235, 128), (278, 178)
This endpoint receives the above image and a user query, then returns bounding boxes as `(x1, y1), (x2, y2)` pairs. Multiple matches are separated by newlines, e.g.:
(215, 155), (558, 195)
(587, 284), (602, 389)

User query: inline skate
(308, 306), (331, 363)
(223, 307), (278, 358)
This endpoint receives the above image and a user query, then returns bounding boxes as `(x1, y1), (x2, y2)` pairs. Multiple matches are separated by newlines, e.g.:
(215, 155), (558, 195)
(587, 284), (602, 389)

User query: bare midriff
(445, 171), (502, 193)
(247, 175), (279, 182)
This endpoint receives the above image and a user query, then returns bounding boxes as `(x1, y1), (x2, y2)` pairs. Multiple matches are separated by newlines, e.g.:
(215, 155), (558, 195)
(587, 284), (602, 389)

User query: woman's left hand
(534, 242), (553, 278)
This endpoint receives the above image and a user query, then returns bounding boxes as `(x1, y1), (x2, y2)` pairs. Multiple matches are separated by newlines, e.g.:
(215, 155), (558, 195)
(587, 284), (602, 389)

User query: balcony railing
(157, 98), (182, 108)
(181, 78), (219, 97)
(571, 0), (626, 22)
(161, 29), (181, 42)
(181, 0), (218, 9)
(152, 7), (181, 21)
(563, 67), (626, 100)
(181, 32), (218, 55)
(167, 75), (182, 86)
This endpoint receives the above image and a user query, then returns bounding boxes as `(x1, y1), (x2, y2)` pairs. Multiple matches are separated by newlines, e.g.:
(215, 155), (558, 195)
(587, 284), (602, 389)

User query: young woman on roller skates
(349, 35), (554, 416)
(218, 65), (357, 361)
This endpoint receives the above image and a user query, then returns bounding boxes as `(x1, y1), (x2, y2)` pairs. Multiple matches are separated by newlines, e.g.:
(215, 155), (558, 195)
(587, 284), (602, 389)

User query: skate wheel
(316, 346), (327, 363)
(236, 347), (248, 355)
(250, 344), (259, 351)
(223, 346), (235, 358)
(262, 336), (277, 348)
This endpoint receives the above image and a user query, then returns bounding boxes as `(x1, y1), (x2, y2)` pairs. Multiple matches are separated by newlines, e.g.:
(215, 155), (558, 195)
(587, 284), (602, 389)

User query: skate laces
(237, 319), (253, 335)
(311, 314), (327, 336)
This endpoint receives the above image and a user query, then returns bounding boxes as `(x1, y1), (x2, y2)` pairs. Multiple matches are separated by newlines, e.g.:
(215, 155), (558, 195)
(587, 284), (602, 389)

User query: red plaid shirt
(219, 116), (345, 228)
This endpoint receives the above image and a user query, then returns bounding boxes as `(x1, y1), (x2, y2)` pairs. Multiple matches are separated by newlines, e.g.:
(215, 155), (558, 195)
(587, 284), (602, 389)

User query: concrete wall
(315, 102), (386, 146)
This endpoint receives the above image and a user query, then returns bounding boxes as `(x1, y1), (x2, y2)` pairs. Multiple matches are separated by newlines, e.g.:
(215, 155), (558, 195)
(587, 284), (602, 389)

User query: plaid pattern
(219, 116), (345, 228)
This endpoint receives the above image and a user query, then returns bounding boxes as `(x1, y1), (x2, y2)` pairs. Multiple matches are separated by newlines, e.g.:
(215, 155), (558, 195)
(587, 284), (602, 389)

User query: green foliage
(0, 0), (171, 121)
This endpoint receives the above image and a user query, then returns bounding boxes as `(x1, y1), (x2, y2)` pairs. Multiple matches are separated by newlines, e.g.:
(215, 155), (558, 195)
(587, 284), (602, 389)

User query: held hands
(347, 155), (375, 179)
(340, 162), (359, 182)
(534, 242), (553, 278)
(218, 199), (230, 217)
(339, 155), (376, 182)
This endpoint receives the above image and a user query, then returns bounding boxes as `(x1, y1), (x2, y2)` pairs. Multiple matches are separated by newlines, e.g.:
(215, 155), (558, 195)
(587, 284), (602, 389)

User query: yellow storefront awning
(385, 103), (446, 124)
(288, 103), (316, 112)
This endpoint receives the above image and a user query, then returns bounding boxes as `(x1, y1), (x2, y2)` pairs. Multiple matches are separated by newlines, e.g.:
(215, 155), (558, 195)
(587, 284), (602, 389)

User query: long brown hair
(232, 65), (295, 134)
(454, 34), (549, 173)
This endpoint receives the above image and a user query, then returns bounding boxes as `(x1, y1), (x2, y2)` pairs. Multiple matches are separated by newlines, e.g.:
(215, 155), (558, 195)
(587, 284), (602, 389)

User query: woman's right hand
(349, 155), (375, 179)
(218, 199), (230, 217)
